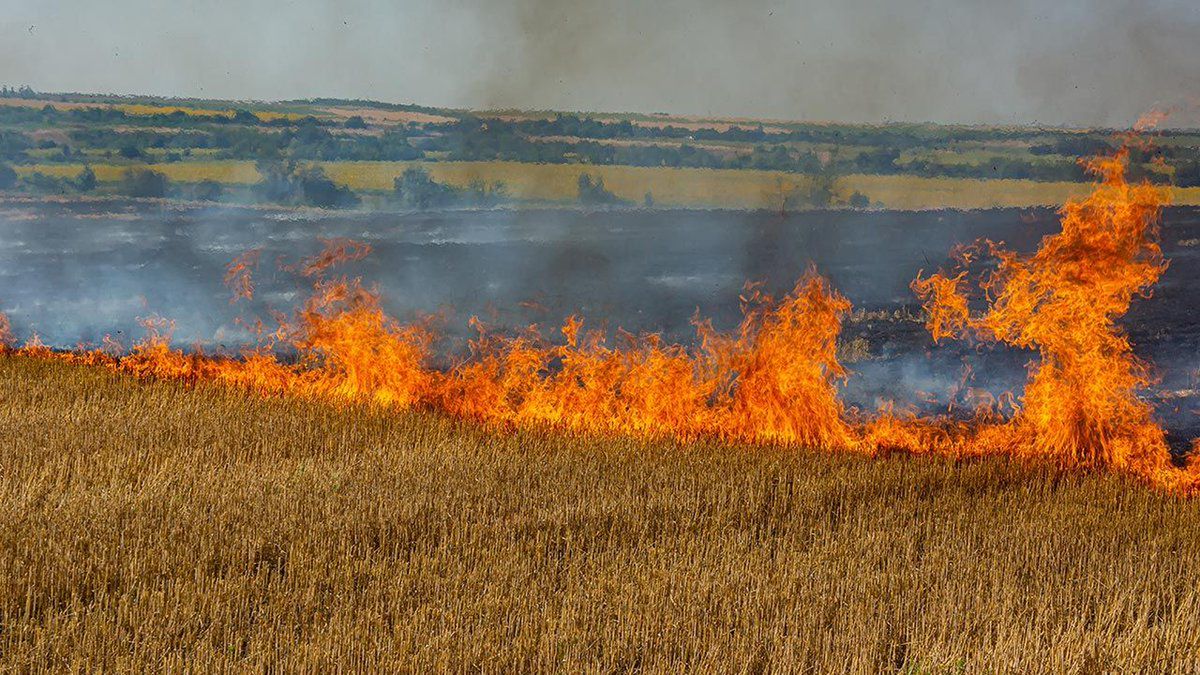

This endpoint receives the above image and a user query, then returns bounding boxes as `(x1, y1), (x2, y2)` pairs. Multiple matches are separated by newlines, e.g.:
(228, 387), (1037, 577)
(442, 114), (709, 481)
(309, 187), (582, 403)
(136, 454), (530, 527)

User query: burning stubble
(3, 144), (1200, 494)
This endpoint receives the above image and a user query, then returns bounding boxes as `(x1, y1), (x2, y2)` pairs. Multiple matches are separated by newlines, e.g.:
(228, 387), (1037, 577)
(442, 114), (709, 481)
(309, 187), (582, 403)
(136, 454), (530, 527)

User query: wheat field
(2, 354), (1200, 671)
(28, 160), (1200, 210)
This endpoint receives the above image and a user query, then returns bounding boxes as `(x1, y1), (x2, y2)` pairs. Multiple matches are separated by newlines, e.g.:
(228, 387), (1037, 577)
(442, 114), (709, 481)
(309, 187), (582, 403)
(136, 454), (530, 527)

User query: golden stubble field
(3, 355), (1200, 671)
(27, 160), (1200, 210)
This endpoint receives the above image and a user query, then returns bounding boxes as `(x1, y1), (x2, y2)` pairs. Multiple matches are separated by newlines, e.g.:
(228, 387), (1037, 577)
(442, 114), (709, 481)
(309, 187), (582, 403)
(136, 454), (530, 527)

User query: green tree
(253, 160), (300, 203)
(577, 173), (625, 205)
(75, 166), (97, 192)
(119, 168), (169, 198)
(22, 172), (71, 194)
(394, 167), (458, 209)
(252, 161), (357, 208)
(295, 166), (359, 208)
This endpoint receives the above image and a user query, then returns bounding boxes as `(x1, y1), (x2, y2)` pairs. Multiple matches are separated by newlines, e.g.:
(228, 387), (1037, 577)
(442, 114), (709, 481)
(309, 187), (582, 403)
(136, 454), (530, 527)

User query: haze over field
(3, 0), (1199, 127)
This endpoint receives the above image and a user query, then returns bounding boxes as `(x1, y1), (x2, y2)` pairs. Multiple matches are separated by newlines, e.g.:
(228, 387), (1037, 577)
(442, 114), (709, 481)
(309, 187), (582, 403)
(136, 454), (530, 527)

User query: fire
(0, 311), (11, 349)
(914, 149), (1199, 491)
(223, 248), (262, 304)
(709, 273), (855, 449)
(5, 144), (1200, 494)
(436, 270), (850, 446)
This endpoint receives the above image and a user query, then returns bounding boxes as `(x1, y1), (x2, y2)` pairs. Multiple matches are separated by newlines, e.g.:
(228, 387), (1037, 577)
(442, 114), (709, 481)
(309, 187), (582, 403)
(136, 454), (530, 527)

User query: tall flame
(914, 149), (1199, 491)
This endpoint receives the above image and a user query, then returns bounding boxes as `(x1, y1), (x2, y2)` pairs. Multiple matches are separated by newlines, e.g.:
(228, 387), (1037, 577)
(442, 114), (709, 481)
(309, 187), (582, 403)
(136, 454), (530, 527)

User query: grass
(3, 354), (1200, 670)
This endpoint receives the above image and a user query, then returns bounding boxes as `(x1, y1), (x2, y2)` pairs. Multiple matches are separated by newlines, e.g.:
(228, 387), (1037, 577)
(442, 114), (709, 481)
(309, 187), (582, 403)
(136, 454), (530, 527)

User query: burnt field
(2, 199), (1199, 442)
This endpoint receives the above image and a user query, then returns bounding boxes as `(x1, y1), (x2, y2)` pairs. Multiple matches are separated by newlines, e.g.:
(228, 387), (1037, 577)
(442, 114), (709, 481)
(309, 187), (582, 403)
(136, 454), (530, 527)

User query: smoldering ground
(3, 199), (1200, 440)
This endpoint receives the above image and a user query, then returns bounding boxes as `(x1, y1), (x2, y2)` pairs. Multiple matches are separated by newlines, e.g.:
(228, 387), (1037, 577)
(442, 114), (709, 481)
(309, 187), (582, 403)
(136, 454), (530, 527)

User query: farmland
(20, 159), (1200, 209)
(2, 355), (1200, 670)
(4, 89), (1200, 210)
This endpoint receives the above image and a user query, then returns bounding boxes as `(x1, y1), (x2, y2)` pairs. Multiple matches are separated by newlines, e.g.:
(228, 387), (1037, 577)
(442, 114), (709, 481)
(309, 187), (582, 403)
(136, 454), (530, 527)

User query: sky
(2, 0), (1198, 127)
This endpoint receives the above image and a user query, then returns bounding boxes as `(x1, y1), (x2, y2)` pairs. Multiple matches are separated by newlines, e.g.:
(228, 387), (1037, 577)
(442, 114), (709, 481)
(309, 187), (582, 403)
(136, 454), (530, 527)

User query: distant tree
(1175, 160), (1200, 188)
(0, 130), (31, 163)
(643, 191), (654, 208)
(0, 163), (16, 190)
(193, 179), (223, 201)
(795, 149), (845, 208)
(252, 161), (357, 208)
(75, 165), (97, 192)
(577, 173), (624, 205)
(848, 191), (870, 208)
(805, 166), (837, 208)
(231, 109), (260, 125)
(344, 115), (368, 130)
(252, 160), (299, 203)
(118, 144), (143, 159)
(464, 178), (509, 207)
(394, 166), (458, 209)
(21, 172), (71, 194)
(295, 165), (359, 208)
(119, 168), (169, 198)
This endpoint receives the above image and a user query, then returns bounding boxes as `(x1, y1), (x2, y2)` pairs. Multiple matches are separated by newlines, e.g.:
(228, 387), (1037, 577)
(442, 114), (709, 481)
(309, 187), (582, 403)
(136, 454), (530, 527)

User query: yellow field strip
(17, 160), (1200, 210)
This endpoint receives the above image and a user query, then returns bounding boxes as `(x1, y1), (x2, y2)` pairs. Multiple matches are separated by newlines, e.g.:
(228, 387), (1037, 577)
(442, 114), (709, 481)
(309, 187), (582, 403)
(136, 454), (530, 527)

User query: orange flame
(7, 146), (1200, 494)
(291, 238), (372, 278)
(914, 148), (1199, 491)
(223, 248), (262, 303)
(0, 311), (12, 349)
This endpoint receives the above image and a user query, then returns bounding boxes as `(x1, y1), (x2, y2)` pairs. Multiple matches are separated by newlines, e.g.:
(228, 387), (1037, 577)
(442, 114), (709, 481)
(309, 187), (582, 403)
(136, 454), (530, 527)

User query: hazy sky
(2, 0), (1198, 127)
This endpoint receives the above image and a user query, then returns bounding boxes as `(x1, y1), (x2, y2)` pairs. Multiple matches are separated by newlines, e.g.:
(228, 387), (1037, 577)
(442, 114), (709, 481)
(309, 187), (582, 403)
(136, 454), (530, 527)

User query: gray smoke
(3, 0), (1200, 127)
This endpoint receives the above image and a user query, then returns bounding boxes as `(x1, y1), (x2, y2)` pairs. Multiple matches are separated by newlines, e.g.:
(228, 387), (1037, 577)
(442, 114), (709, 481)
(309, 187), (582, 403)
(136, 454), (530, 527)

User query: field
(20, 159), (1200, 210)
(7, 91), (1200, 212)
(0, 97), (303, 122)
(3, 355), (1200, 670)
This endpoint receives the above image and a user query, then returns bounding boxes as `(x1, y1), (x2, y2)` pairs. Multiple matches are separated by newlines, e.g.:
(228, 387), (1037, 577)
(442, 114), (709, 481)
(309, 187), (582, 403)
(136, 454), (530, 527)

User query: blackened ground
(1, 199), (1198, 442)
